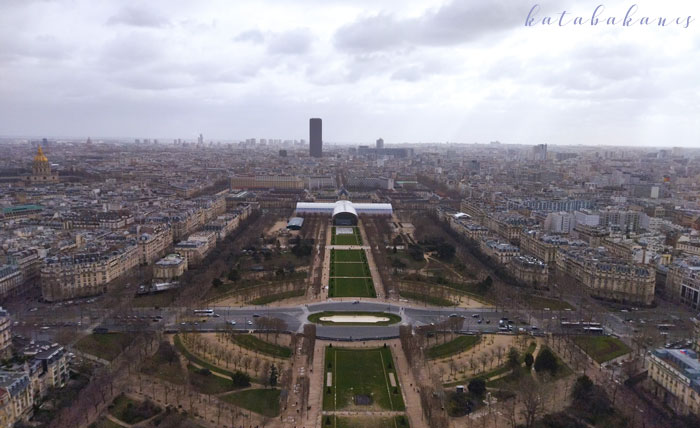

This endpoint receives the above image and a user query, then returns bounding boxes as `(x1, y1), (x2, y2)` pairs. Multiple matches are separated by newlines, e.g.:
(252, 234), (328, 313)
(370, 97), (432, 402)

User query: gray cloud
(0, 34), (71, 63)
(334, 0), (530, 53)
(267, 29), (313, 55)
(0, 0), (697, 147)
(107, 6), (169, 28)
(99, 32), (164, 69)
(234, 29), (265, 44)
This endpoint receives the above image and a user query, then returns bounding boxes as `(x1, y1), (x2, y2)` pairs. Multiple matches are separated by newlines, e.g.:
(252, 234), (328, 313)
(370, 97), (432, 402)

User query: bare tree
(517, 376), (544, 428)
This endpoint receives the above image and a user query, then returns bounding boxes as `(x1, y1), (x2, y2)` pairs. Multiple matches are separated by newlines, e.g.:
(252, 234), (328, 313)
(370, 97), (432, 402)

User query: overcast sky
(1, 0), (698, 146)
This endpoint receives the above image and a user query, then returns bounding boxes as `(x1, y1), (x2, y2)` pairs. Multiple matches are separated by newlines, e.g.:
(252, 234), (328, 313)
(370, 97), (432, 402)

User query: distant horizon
(1, 134), (698, 151)
(1, 1), (698, 147)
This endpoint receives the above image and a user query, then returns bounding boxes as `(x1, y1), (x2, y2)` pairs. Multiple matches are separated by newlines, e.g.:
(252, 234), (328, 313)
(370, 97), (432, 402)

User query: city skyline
(1, 0), (699, 147)
(2, 1), (700, 427)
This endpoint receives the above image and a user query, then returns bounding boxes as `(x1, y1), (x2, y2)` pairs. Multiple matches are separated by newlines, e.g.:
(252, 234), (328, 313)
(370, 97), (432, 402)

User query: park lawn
(222, 388), (281, 417)
(332, 249), (365, 263)
(94, 418), (124, 428)
(334, 233), (360, 246)
(572, 335), (631, 364)
(231, 334), (292, 358)
(425, 335), (480, 360)
(325, 415), (410, 428)
(486, 365), (533, 388)
(332, 262), (370, 277)
(109, 394), (161, 425)
(324, 347), (405, 412)
(132, 290), (178, 308)
(398, 291), (454, 307)
(522, 295), (574, 311)
(75, 333), (133, 361)
(331, 227), (363, 246)
(308, 312), (401, 326)
(444, 363), (514, 387)
(250, 289), (305, 305)
(329, 277), (376, 298)
(524, 341), (537, 356)
(187, 364), (237, 395)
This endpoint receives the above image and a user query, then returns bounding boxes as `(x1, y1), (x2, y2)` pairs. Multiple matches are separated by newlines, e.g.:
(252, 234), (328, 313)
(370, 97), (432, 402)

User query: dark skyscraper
(309, 118), (322, 158)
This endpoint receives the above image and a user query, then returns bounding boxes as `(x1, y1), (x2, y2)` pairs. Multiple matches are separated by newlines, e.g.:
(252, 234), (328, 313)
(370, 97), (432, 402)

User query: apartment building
(174, 240), (209, 267)
(485, 213), (532, 243)
(678, 241), (700, 258)
(230, 175), (305, 190)
(21, 341), (69, 401)
(0, 266), (22, 299)
(137, 226), (173, 265)
(544, 212), (575, 234)
(0, 372), (32, 426)
(0, 309), (10, 358)
(647, 348), (700, 416)
(480, 236), (520, 265)
(571, 224), (610, 247)
(667, 260), (700, 310)
(7, 249), (41, 286)
(510, 255), (548, 287)
(448, 217), (489, 240)
(346, 176), (394, 190)
(598, 208), (649, 232)
(203, 214), (241, 240)
(153, 254), (187, 280)
(40, 244), (140, 301)
(556, 247), (655, 305)
(459, 200), (488, 224)
(307, 175), (336, 190)
(519, 231), (561, 264)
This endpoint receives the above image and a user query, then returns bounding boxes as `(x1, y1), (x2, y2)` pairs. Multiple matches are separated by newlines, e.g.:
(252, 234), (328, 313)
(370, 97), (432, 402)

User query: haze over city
(2, 2), (700, 428)
(1, 0), (699, 146)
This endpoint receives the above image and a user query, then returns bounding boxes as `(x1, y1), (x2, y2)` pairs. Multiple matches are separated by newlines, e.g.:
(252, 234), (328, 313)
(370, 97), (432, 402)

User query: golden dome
(34, 146), (48, 163)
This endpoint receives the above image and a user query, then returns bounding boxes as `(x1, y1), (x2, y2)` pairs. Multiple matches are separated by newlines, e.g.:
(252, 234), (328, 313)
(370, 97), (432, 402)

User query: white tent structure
(295, 201), (392, 225)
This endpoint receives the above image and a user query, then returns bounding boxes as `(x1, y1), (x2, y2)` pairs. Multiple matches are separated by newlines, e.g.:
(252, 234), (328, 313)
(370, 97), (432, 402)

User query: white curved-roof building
(295, 200), (392, 225)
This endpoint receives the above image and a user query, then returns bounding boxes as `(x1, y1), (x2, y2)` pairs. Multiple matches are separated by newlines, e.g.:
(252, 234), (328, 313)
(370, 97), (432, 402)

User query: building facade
(40, 245), (140, 301)
(556, 247), (655, 305)
(647, 348), (700, 416)
(309, 118), (322, 158)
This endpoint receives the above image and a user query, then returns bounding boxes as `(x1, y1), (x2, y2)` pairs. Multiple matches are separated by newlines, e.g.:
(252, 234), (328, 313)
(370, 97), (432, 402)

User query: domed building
(28, 146), (59, 183)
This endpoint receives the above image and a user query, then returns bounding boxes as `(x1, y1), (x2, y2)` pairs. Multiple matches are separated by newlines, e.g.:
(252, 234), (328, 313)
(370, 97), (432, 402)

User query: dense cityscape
(0, 126), (699, 428)
(2, 0), (699, 427)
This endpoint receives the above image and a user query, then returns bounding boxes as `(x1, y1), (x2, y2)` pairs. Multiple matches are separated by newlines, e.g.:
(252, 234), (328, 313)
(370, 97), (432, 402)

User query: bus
(581, 322), (602, 328)
(583, 327), (604, 335)
(193, 309), (215, 316)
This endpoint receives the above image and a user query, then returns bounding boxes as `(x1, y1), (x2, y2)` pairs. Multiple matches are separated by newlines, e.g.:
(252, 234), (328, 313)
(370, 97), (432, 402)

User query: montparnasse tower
(29, 146), (59, 183)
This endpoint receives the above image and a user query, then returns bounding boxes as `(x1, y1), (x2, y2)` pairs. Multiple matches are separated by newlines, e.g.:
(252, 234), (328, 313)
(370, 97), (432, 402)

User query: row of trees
(364, 217), (397, 298)
(428, 212), (530, 289)
(51, 331), (160, 427)
(174, 209), (266, 307)
(180, 333), (289, 383)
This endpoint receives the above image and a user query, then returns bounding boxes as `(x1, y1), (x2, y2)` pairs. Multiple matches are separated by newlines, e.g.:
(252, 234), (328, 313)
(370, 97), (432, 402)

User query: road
(13, 291), (689, 347)
(87, 301), (551, 340)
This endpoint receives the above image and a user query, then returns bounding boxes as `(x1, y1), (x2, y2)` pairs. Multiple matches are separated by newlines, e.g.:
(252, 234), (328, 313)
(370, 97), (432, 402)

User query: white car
(228, 320), (237, 326)
(247, 320), (253, 326)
